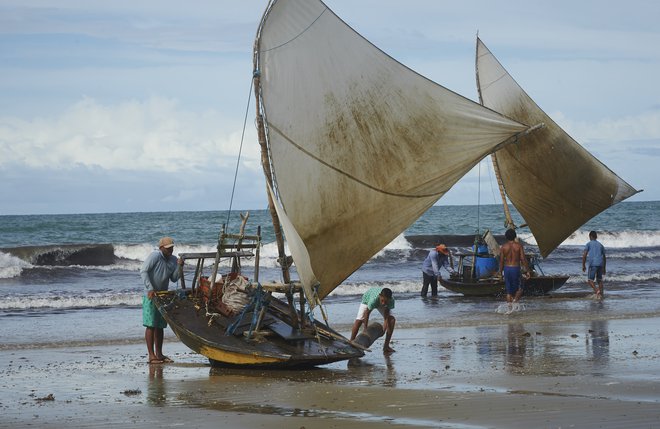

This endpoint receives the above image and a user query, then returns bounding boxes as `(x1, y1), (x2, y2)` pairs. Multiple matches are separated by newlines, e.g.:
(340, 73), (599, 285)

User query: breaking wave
(0, 292), (142, 311)
(2, 228), (658, 280)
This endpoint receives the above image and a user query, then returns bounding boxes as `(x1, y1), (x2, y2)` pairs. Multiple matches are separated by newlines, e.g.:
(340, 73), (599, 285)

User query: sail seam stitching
(268, 123), (445, 199)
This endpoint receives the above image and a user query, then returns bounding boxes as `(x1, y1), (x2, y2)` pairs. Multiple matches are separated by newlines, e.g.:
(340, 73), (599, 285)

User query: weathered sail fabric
(476, 38), (640, 257)
(266, 184), (319, 303)
(255, 0), (529, 301)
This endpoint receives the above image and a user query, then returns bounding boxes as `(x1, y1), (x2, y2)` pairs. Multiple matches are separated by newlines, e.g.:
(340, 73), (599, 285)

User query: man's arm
(169, 256), (182, 282)
(499, 246), (505, 275)
(140, 254), (156, 297)
(431, 252), (440, 276)
(519, 245), (530, 278)
(382, 307), (391, 331)
(582, 250), (588, 272)
(363, 309), (371, 331)
(519, 244), (528, 268)
(440, 254), (453, 273)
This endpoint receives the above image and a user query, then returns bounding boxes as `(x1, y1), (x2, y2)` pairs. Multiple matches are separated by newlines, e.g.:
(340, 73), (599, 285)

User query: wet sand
(2, 316), (660, 428)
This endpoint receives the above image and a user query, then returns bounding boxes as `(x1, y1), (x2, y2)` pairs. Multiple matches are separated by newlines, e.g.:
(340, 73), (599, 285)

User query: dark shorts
(588, 266), (603, 282)
(504, 266), (522, 295)
(142, 295), (167, 329)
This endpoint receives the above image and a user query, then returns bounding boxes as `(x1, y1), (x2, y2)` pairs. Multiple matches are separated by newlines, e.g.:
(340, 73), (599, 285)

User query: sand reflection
(147, 364), (166, 406)
(505, 323), (528, 370)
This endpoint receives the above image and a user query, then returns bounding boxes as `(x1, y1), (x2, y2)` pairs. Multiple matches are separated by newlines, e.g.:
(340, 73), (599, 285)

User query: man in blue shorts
(499, 229), (530, 309)
(349, 287), (396, 353)
(582, 230), (606, 299)
(140, 236), (183, 364)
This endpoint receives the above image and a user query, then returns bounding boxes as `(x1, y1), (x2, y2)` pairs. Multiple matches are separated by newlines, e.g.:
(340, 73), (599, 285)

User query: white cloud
(552, 109), (660, 152)
(0, 96), (261, 173)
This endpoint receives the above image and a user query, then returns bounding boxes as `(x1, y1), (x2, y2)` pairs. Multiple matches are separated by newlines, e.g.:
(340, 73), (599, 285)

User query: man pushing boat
(499, 229), (530, 312)
(140, 236), (183, 364)
(350, 287), (396, 354)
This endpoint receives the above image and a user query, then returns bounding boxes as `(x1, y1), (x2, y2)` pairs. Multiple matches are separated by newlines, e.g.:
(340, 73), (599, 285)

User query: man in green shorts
(349, 287), (396, 353)
(140, 236), (183, 364)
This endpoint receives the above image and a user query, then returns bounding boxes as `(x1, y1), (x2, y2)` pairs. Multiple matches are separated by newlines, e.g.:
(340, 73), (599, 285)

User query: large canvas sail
(254, 0), (531, 301)
(476, 37), (640, 257)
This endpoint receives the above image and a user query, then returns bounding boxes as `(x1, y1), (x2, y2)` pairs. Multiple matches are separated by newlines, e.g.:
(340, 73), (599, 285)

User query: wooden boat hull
(439, 275), (569, 297)
(153, 290), (364, 368)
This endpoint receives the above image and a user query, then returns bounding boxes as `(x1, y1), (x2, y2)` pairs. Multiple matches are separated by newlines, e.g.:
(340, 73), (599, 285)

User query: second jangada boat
(440, 37), (640, 297)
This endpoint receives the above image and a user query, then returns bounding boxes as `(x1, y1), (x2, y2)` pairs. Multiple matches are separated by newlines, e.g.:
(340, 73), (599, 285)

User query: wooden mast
(488, 123), (548, 231)
(475, 35), (516, 231)
(253, 4), (291, 285)
(490, 154), (516, 230)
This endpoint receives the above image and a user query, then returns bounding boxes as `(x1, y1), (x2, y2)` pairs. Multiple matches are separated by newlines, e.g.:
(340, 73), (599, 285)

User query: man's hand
(177, 257), (184, 266)
(147, 290), (155, 299)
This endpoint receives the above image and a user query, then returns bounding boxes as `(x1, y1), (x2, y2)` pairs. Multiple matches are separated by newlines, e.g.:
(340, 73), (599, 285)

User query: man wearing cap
(421, 244), (454, 297)
(140, 236), (183, 364)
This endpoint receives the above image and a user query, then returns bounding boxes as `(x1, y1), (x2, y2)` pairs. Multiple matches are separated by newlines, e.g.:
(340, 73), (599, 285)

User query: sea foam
(0, 251), (32, 279)
(525, 229), (660, 249)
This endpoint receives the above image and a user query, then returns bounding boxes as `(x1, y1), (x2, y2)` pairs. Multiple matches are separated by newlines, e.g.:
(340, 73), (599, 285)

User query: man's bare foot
(383, 345), (395, 354)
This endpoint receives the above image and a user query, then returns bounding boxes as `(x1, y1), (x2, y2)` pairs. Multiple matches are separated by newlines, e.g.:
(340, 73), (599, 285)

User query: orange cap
(435, 244), (449, 255)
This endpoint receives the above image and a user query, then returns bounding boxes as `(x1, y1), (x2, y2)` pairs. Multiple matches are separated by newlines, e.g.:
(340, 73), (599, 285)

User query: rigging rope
(225, 79), (254, 231)
(477, 160), (481, 234)
(487, 157), (498, 205)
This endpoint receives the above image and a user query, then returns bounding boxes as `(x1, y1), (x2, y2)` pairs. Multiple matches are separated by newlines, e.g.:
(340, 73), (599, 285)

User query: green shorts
(142, 295), (167, 329)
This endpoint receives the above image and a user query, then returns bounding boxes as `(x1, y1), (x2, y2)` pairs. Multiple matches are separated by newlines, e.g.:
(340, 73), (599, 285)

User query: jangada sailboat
(439, 37), (641, 297)
(154, 0), (546, 367)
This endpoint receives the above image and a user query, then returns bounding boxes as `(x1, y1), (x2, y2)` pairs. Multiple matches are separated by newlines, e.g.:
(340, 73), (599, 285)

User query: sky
(1, 0), (658, 215)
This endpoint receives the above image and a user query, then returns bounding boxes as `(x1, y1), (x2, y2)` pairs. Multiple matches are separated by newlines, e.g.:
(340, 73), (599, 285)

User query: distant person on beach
(499, 229), (530, 309)
(140, 236), (183, 364)
(350, 287), (396, 354)
(582, 230), (606, 299)
(421, 244), (454, 297)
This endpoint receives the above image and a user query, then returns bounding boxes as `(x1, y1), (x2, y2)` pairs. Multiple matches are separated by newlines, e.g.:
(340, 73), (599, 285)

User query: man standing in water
(421, 244), (453, 297)
(499, 229), (530, 311)
(350, 287), (396, 354)
(140, 236), (183, 364)
(582, 230), (606, 299)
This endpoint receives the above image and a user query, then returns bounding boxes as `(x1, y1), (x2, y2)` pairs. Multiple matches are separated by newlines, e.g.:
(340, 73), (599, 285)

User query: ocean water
(1, 201), (659, 349)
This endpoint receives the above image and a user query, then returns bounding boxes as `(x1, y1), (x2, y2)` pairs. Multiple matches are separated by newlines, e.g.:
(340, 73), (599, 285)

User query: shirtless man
(499, 229), (530, 308)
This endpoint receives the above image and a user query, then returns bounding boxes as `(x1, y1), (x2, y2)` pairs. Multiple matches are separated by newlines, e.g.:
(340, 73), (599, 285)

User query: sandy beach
(2, 313), (660, 429)
(3, 203), (659, 428)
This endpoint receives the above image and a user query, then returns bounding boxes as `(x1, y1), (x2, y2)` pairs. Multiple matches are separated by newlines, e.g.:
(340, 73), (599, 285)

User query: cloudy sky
(1, 0), (657, 215)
